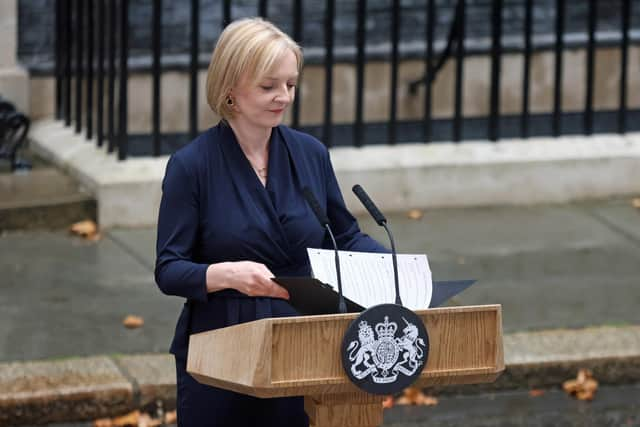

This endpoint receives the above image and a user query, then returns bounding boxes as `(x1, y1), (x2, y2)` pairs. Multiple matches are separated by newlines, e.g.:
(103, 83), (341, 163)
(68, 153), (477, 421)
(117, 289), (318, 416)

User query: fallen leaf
(406, 209), (424, 220)
(632, 198), (640, 209)
(382, 396), (394, 409)
(112, 411), (140, 427)
(394, 395), (413, 405)
(164, 410), (177, 424)
(394, 387), (436, 406)
(529, 389), (545, 397)
(562, 369), (598, 401)
(138, 413), (161, 427)
(122, 315), (144, 329)
(419, 394), (439, 406)
(70, 220), (101, 241)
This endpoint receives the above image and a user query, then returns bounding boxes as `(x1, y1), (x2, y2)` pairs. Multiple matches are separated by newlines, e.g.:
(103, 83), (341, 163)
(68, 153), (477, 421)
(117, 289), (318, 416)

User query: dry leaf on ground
(406, 209), (424, 220)
(394, 387), (438, 406)
(164, 410), (177, 424)
(562, 368), (598, 401)
(382, 396), (394, 409)
(137, 413), (161, 427)
(632, 198), (640, 209)
(69, 219), (101, 241)
(122, 315), (145, 329)
(93, 410), (140, 427)
(529, 389), (545, 397)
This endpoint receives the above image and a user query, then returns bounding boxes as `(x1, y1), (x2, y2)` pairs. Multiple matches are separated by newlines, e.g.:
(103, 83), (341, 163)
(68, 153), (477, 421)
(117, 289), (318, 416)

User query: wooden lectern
(188, 304), (504, 427)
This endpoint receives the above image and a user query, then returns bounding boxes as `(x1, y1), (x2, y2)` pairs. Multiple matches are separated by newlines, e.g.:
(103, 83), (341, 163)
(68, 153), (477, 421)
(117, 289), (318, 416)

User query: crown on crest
(375, 316), (397, 338)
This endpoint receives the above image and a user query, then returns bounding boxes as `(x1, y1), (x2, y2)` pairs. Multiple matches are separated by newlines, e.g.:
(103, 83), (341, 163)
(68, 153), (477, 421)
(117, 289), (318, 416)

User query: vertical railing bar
(584, 0), (597, 135)
(354, 0), (366, 147)
(521, 0), (532, 138)
(259, 0), (268, 18)
(86, 0), (94, 140)
(118, 0), (129, 160)
(423, 0), (435, 143)
(552, 0), (565, 137)
(618, 0), (630, 134)
(323, 0), (335, 147)
(152, 0), (162, 156)
(223, 0), (231, 28)
(388, 0), (400, 145)
(291, 0), (303, 129)
(75, 0), (84, 134)
(64, 0), (72, 126)
(108, 0), (117, 153)
(55, 0), (63, 120)
(489, 0), (502, 142)
(453, 0), (465, 142)
(189, 0), (199, 141)
(97, 0), (105, 148)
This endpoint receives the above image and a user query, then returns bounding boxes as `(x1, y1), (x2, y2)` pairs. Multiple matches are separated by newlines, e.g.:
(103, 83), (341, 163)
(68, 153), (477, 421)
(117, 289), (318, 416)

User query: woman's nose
(274, 85), (291, 104)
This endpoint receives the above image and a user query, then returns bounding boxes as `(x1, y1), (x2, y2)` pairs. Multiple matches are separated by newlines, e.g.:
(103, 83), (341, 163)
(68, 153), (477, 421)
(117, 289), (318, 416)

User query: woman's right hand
(205, 261), (289, 300)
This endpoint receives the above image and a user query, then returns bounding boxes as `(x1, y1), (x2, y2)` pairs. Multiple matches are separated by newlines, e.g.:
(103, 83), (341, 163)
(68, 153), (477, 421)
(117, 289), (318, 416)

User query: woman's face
(230, 49), (299, 132)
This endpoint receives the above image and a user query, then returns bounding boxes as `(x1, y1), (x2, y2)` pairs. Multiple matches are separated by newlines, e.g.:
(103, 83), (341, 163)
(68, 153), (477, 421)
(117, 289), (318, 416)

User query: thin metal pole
(388, 0), (400, 145)
(323, 0), (335, 147)
(189, 0), (199, 140)
(223, 0), (231, 28)
(489, 0), (502, 142)
(291, 0), (303, 129)
(107, 0), (117, 153)
(423, 0), (435, 143)
(453, 0), (465, 142)
(86, 0), (94, 140)
(618, 0), (631, 134)
(118, 0), (129, 160)
(152, 0), (162, 156)
(75, 0), (84, 134)
(584, 0), (597, 135)
(521, 0), (532, 138)
(259, 0), (268, 18)
(354, 0), (366, 147)
(552, 0), (565, 137)
(64, 0), (72, 126)
(55, 0), (63, 120)
(97, 0), (105, 148)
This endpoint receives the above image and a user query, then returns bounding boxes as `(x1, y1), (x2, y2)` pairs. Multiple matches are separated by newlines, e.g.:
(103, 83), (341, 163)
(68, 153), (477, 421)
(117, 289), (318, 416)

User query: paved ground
(1, 197), (640, 362)
(23, 382), (640, 427)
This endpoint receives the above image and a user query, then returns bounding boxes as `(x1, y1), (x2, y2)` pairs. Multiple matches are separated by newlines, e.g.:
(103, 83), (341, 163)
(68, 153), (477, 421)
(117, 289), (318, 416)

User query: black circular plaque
(341, 303), (429, 395)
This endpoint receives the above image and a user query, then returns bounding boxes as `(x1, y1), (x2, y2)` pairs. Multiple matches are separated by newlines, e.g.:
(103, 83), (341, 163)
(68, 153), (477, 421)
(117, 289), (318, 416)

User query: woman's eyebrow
(262, 74), (299, 81)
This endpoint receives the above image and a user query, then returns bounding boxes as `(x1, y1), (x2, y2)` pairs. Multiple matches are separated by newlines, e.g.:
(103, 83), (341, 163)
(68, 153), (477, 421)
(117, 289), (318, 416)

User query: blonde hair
(206, 18), (303, 121)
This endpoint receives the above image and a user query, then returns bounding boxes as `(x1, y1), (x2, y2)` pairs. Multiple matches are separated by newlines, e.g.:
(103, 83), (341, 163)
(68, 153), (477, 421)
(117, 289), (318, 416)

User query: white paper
(306, 248), (432, 311)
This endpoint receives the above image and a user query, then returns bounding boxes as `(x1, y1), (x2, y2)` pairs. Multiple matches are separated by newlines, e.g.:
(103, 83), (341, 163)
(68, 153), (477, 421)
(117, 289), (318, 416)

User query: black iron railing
(53, 0), (638, 160)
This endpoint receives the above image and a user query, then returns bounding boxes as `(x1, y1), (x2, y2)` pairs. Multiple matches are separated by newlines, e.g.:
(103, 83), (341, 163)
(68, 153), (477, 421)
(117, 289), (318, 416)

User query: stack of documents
(306, 248), (433, 311)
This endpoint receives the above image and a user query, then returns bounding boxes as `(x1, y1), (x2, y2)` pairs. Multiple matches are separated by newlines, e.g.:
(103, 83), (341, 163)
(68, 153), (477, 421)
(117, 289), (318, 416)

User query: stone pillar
(0, 0), (30, 114)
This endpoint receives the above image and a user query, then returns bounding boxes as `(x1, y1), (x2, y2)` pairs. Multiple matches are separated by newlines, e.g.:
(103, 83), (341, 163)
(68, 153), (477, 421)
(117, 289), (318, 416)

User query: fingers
(234, 262), (289, 300)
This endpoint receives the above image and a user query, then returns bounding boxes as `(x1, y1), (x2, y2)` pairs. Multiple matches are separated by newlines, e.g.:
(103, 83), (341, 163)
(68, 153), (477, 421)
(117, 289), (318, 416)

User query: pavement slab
(0, 356), (133, 426)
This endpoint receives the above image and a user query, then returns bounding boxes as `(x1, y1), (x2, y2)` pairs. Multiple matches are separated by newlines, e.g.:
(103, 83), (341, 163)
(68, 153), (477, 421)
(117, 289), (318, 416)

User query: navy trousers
(175, 356), (309, 427)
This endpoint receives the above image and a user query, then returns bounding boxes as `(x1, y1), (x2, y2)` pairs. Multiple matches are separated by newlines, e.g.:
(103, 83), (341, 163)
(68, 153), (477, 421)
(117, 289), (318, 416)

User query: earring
(226, 96), (234, 106)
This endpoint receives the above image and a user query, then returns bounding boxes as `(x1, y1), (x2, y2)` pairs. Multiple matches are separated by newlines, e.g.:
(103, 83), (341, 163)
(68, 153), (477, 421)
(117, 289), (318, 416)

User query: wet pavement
(1, 197), (640, 363)
(25, 381), (640, 427)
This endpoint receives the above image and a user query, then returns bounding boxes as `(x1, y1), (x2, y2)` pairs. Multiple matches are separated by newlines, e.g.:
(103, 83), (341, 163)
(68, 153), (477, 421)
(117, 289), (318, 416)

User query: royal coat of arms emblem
(341, 304), (429, 395)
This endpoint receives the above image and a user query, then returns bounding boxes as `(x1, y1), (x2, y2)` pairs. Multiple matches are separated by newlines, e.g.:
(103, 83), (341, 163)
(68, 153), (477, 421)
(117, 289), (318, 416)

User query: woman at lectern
(155, 18), (386, 427)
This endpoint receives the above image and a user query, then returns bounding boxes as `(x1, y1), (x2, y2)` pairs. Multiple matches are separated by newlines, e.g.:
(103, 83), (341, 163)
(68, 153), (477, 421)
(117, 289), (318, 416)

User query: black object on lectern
(273, 277), (476, 315)
(272, 277), (364, 315)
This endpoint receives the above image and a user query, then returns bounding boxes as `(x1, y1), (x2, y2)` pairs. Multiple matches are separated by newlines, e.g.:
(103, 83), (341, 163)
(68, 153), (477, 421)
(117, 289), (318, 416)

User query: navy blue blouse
(155, 122), (386, 358)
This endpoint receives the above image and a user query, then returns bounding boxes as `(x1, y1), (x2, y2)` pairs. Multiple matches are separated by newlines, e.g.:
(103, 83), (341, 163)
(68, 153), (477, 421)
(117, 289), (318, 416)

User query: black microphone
(302, 187), (347, 314)
(352, 184), (402, 306)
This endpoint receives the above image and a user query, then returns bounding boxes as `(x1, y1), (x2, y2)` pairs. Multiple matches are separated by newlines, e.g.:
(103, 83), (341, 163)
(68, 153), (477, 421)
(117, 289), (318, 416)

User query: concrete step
(0, 168), (96, 230)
